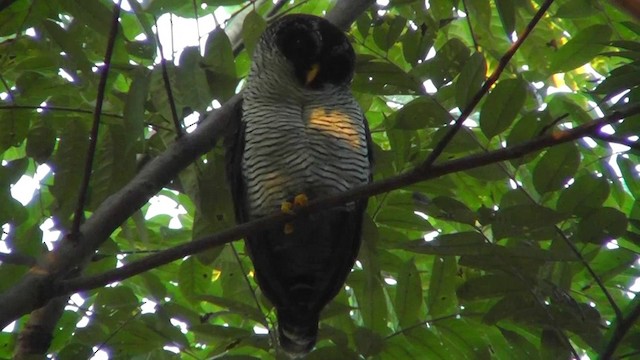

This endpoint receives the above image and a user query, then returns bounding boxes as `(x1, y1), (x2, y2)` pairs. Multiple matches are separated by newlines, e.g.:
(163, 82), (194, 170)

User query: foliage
(1, 0), (640, 359)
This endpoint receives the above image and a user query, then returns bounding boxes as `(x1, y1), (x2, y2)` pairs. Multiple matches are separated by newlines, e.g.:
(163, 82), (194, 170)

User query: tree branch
(54, 105), (640, 297)
(0, 0), (375, 335)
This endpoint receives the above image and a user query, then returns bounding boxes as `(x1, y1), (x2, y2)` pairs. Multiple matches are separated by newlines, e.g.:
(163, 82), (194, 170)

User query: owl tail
(277, 306), (319, 358)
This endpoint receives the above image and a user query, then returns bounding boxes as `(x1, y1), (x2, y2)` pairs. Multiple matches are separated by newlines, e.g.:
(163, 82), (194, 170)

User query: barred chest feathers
(241, 92), (369, 217)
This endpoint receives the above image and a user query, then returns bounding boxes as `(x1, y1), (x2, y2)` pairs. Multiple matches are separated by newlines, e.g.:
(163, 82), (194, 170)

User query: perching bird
(225, 14), (373, 357)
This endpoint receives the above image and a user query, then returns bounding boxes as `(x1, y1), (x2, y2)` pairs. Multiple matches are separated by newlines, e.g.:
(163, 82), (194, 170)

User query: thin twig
(461, 0), (479, 51)
(384, 312), (482, 340)
(420, 0), (555, 171)
(153, 16), (183, 137)
(0, 74), (15, 103)
(0, 105), (123, 118)
(70, 0), (123, 239)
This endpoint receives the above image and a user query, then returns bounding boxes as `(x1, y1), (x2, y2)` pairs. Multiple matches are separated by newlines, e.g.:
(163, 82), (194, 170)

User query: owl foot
(281, 193), (309, 234)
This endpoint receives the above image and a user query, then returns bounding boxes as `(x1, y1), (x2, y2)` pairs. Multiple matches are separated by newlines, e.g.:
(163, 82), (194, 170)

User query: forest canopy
(1, 0), (640, 359)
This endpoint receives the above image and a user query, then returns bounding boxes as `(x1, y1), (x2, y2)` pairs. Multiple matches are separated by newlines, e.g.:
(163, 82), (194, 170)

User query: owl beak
(305, 63), (320, 85)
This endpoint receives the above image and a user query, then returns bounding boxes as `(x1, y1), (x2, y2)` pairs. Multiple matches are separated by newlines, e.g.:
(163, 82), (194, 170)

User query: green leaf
(102, 316), (171, 356)
(356, 12), (372, 38)
(354, 58), (422, 94)
(59, 0), (113, 38)
(427, 256), (457, 317)
(492, 204), (565, 240)
(394, 259), (422, 328)
(373, 16), (406, 51)
(40, 19), (92, 75)
(25, 118), (56, 163)
(592, 62), (640, 100)
(354, 327), (384, 357)
(411, 38), (470, 89)
(429, 126), (481, 154)
(532, 143), (580, 194)
(203, 28), (238, 101)
(178, 46), (214, 111)
(457, 274), (529, 300)
(455, 52), (486, 109)
(576, 207), (628, 244)
(430, 0), (454, 20)
(480, 78), (528, 138)
(401, 23), (435, 65)
(422, 196), (477, 225)
(57, 343), (93, 359)
(197, 294), (266, 325)
(178, 256), (213, 301)
(549, 24), (612, 73)
(123, 68), (149, 150)
(376, 207), (434, 231)
(556, 173), (610, 215)
(50, 118), (89, 225)
(242, 11), (266, 58)
(0, 157), (28, 189)
(541, 329), (571, 360)
(495, 0), (516, 36)
(617, 156), (640, 200)
(0, 108), (31, 153)
(94, 286), (140, 326)
(499, 328), (540, 358)
(465, 163), (510, 181)
(393, 97), (451, 129)
(506, 111), (547, 166)
(351, 269), (388, 335)
(554, 0), (598, 18)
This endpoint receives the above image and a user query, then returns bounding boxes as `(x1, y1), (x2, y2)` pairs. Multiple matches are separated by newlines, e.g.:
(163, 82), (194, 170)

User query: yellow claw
(281, 200), (294, 214)
(293, 193), (309, 207)
(284, 223), (294, 234)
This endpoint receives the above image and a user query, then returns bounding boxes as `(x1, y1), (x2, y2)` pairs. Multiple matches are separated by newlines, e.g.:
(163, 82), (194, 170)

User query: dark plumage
(226, 14), (372, 357)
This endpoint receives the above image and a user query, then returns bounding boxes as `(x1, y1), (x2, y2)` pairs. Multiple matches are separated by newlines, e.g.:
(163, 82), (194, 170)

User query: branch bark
(0, 0), (375, 347)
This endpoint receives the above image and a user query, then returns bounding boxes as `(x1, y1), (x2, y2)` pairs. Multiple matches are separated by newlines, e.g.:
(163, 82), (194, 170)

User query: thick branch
(0, 93), (240, 330)
(0, 0), (375, 333)
(56, 105), (640, 296)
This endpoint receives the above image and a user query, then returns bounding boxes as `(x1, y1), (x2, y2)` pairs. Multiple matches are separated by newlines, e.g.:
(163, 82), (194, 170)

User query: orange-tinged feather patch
(307, 107), (360, 148)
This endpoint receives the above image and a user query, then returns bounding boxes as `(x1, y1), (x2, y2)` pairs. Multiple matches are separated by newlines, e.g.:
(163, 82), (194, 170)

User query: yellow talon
(281, 201), (294, 214)
(294, 193), (309, 207)
(284, 223), (294, 234)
